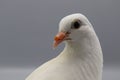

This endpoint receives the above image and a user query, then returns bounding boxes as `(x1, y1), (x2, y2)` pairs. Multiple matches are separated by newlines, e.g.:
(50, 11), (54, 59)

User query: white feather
(26, 13), (103, 80)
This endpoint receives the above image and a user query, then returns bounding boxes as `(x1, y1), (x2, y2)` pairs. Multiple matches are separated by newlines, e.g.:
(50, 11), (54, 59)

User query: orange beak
(53, 32), (67, 48)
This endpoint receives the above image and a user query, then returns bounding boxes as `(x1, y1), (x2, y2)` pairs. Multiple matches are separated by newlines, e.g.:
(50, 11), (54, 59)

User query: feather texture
(26, 13), (103, 80)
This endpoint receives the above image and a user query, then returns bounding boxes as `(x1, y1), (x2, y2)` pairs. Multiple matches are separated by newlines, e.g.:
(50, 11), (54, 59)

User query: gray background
(0, 0), (120, 80)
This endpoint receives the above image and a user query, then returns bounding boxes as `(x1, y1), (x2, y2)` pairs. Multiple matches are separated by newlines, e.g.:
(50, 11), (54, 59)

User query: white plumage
(26, 13), (103, 80)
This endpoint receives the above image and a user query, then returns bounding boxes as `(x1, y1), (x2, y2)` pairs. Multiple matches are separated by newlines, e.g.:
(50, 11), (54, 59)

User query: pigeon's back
(26, 53), (102, 80)
(26, 56), (84, 80)
(25, 58), (70, 80)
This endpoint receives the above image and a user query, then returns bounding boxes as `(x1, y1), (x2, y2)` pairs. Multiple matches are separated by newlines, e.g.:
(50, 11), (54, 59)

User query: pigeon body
(26, 13), (103, 80)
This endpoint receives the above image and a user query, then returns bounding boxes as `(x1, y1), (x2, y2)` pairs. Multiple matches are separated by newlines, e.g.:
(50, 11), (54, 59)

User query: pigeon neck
(57, 33), (103, 80)
(59, 32), (102, 58)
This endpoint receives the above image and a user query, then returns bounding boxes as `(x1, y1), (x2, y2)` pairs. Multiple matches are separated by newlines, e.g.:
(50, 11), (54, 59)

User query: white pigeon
(26, 13), (103, 80)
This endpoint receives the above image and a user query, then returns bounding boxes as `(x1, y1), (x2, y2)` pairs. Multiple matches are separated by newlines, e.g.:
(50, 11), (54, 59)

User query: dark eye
(71, 20), (81, 29)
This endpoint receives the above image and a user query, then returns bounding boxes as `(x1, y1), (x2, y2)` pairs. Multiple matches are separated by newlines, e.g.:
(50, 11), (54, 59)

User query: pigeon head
(53, 13), (95, 48)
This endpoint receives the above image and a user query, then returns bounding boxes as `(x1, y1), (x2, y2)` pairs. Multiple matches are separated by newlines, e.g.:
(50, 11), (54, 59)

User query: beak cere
(53, 32), (67, 48)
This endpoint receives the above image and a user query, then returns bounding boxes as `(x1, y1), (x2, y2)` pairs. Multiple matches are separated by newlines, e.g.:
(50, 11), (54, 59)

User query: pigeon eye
(71, 20), (81, 29)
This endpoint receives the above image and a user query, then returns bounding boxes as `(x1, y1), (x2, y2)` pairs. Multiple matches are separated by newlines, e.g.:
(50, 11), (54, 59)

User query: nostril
(66, 31), (71, 34)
